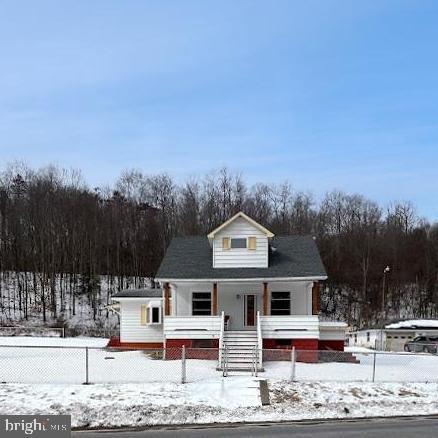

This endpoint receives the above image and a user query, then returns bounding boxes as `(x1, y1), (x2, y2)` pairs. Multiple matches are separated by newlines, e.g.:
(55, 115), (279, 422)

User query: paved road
(73, 416), (438, 438)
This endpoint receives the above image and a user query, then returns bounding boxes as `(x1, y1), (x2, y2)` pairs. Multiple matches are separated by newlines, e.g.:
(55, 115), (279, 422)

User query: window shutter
(140, 305), (147, 325)
(222, 237), (230, 250)
(248, 236), (256, 250)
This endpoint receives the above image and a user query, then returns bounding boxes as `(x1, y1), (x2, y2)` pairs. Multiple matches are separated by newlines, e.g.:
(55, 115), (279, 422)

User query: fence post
(290, 347), (296, 381)
(181, 346), (186, 384)
(84, 347), (90, 385)
(372, 352), (376, 382)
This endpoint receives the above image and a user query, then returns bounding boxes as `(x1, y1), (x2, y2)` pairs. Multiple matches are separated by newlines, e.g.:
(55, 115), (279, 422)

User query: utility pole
(381, 266), (390, 318)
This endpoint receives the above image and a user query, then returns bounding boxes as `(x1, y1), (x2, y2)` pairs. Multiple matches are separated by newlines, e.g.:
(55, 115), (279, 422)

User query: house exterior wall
(119, 299), (164, 344)
(213, 216), (269, 268)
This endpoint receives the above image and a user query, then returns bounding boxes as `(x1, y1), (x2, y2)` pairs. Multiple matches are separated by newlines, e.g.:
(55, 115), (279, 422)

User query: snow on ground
(0, 336), (108, 348)
(0, 379), (437, 428)
(386, 319), (438, 329)
(0, 336), (436, 427)
(0, 338), (437, 384)
(345, 346), (374, 353)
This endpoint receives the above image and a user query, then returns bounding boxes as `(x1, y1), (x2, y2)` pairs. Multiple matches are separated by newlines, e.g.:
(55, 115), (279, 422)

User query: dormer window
(231, 238), (247, 249)
(222, 236), (257, 250)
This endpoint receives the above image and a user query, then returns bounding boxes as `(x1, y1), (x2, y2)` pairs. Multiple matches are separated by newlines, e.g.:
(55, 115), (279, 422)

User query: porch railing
(259, 315), (320, 338)
(163, 315), (222, 339)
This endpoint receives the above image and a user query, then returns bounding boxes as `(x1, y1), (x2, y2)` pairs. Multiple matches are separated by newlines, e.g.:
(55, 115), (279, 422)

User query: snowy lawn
(0, 337), (437, 427)
(0, 336), (108, 348)
(0, 338), (437, 384)
(0, 379), (437, 428)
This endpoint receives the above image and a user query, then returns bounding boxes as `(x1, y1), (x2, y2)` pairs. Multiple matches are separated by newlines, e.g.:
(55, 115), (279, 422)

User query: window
(231, 238), (247, 249)
(140, 302), (162, 325)
(151, 307), (160, 324)
(248, 236), (256, 250)
(367, 332), (370, 342)
(192, 292), (212, 316)
(270, 291), (291, 315)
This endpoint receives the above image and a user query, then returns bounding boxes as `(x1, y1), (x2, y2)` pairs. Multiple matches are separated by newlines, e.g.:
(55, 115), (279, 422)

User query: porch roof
(156, 235), (327, 281)
(112, 288), (162, 298)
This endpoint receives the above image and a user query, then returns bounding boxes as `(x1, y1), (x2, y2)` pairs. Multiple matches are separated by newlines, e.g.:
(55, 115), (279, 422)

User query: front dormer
(207, 212), (274, 268)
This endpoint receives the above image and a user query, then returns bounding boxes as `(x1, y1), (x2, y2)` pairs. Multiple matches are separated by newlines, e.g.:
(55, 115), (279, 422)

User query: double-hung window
(270, 292), (291, 315)
(192, 292), (212, 316)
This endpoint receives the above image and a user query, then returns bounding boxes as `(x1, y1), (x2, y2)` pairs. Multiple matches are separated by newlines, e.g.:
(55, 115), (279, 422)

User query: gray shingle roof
(156, 236), (327, 280)
(112, 288), (162, 298)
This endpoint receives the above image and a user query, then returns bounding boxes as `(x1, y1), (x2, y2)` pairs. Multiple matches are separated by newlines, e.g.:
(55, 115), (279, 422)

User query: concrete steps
(220, 330), (262, 372)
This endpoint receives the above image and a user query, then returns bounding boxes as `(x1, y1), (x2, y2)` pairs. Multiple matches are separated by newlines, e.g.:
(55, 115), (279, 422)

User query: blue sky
(1, 1), (438, 218)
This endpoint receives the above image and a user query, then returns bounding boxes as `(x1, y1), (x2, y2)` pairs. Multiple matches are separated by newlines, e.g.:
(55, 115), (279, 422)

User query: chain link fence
(0, 345), (436, 384)
(263, 348), (438, 383)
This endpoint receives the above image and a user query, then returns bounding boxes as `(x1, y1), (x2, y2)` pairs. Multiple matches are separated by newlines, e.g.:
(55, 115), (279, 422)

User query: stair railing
(256, 310), (263, 370)
(222, 345), (228, 377)
(218, 311), (225, 369)
(252, 346), (258, 377)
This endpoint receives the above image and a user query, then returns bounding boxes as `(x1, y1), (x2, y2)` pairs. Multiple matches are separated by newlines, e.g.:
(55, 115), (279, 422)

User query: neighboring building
(346, 329), (383, 350)
(346, 319), (438, 351)
(112, 211), (347, 370)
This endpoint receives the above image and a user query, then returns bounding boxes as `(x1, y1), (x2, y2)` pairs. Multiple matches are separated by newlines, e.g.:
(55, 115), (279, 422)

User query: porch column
(212, 282), (218, 316)
(263, 282), (268, 315)
(164, 282), (171, 316)
(312, 281), (320, 315)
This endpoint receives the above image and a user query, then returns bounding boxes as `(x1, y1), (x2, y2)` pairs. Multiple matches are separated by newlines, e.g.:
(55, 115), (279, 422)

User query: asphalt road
(73, 416), (438, 438)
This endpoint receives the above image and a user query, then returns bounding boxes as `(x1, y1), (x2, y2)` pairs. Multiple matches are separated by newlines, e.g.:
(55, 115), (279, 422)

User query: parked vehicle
(404, 336), (438, 354)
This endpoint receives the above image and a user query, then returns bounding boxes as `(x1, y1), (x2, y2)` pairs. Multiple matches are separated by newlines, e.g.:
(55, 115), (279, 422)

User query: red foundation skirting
(107, 337), (163, 349)
(318, 340), (344, 351)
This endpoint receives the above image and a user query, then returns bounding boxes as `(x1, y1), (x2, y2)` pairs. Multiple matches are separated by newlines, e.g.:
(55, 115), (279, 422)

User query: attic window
(230, 238), (247, 249)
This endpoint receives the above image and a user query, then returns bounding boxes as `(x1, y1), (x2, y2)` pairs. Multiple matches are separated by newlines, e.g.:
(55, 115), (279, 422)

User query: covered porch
(161, 280), (321, 340)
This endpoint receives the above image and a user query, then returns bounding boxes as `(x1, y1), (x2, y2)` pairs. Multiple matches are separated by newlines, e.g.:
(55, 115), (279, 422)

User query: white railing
(218, 311), (225, 368)
(163, 316), (222, 339)
(256, 311), (263, 369)
(260, 315), (320, 339)
(319, 320), (348, 340)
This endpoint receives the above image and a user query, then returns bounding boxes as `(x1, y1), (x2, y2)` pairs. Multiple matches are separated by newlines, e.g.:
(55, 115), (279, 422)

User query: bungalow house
(112, 212), (346, 370)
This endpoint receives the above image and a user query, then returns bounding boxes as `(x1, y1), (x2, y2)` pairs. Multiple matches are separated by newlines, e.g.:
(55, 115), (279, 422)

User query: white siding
(119, 299), (164, 343)
(319, 321), (347, 341)
(213, 216), (269, 268)
(163, 316), (221, 339)
(260, 315), (320, 339)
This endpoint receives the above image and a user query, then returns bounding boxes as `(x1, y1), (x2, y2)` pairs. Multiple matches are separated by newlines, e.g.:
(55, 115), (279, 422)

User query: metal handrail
(222, 345), (229, 377)
(252, 346), (258, 377)
(218, 311), (225, 368)
(256, 310), (263, 370)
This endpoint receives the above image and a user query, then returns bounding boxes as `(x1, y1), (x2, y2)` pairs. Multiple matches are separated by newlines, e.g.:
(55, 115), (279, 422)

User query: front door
(244, 294), (257, 328)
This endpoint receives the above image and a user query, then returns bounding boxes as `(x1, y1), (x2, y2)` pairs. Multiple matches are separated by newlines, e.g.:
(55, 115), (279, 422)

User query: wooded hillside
(0, 163), (437, 329)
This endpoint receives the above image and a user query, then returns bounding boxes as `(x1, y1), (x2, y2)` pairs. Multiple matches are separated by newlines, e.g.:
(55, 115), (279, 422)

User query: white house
(112, 212), (347, 370)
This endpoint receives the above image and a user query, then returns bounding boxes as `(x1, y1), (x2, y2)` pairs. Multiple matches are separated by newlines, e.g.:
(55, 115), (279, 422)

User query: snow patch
(0, 380), (436, 428)
(386, 319), (438, 330)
